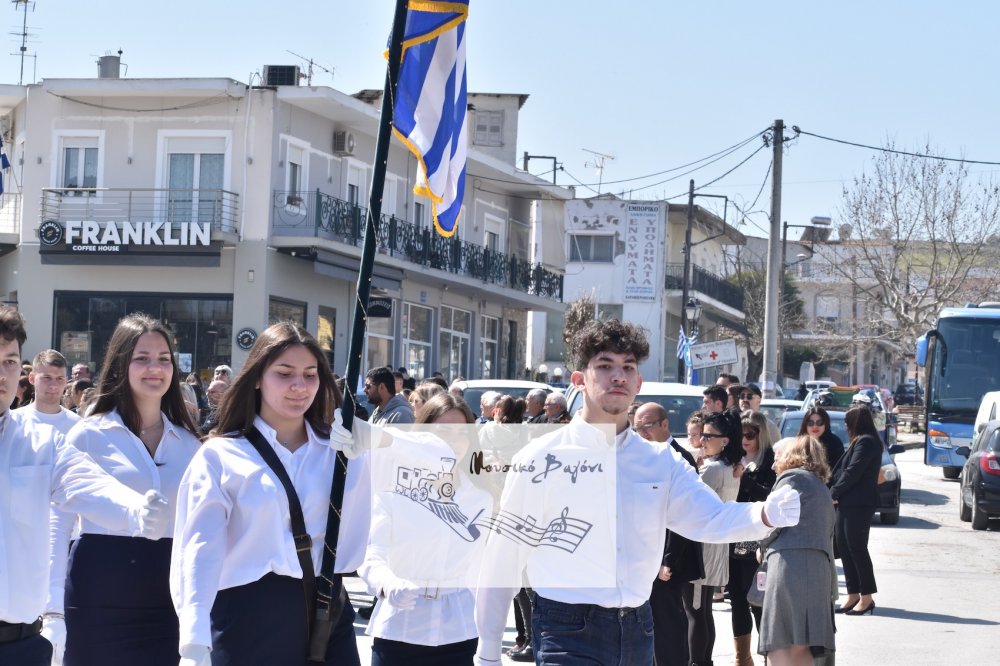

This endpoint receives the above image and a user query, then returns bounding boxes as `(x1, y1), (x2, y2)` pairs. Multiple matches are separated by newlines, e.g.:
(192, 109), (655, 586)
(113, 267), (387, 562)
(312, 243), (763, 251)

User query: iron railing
(271, 190), (564, 301)
(40, 188), (240, 234)
(665, 263), (745, 311)
(0, 193), (20, 234)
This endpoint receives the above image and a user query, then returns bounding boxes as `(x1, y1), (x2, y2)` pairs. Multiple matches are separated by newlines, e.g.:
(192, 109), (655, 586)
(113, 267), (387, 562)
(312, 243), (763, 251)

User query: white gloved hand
(382, 575), (421, 611)
(762, 484), (801, 528)
(330, 408), (370, 459)
(136, 490), (170, 540)
(41, 616), (66, 666)
(179, 643), (212, 666)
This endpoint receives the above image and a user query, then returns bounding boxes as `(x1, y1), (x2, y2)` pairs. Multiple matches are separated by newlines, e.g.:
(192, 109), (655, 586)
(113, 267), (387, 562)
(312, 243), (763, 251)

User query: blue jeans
(531, 594), (654, 666)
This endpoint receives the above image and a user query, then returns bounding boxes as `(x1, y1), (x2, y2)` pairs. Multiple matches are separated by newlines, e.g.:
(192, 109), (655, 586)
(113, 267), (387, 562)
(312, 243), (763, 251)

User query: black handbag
(730, 540), (760, 560)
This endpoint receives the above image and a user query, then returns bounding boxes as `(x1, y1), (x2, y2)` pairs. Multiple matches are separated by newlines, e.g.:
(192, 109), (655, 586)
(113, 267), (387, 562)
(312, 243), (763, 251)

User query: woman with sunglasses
(683, 409), (743, 666)
(728, 411), (777, 665)
(828, 406), (882, 616)
(797, 406), (844, 469)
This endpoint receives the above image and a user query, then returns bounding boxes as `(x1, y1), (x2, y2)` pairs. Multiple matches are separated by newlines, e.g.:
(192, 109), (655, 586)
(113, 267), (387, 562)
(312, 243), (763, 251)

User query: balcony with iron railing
(665, 263), (745, 311)
(40, 188), (240, 235)
(271, 190), (563, 301)
(0, 193), (20, 235)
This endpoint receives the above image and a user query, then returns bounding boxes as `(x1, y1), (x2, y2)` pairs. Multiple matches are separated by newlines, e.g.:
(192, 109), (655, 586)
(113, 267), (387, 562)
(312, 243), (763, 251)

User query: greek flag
(392, 0), (469, 237)
(0, 134), (9, 195)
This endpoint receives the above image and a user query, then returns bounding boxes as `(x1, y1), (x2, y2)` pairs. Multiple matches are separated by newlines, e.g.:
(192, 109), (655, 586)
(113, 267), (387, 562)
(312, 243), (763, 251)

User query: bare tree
(816, 145), (1000, 351)
(562, 295), (596, 369)
(726, 267), (806, 382)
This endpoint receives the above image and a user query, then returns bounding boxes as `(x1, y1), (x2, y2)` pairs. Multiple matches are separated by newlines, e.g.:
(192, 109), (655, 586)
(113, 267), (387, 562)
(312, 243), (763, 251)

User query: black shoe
(835, 605), (854, 614)
(846, 601), (875, 616)
(357, 604), (375, 620)
(509, 644), (535, 662)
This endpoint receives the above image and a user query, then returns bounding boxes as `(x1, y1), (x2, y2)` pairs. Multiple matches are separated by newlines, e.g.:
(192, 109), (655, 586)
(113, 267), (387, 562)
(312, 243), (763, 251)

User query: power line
(793, 127), (1000, 166)
(660, 142), (770, 202)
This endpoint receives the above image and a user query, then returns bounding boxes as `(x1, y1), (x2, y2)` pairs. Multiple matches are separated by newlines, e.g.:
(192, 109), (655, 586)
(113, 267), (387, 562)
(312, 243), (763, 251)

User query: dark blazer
(819, 430), (845, 470)
(737, 447), (776, 503)
(829, 434), (882, 507)
(660, 439), (705, 583)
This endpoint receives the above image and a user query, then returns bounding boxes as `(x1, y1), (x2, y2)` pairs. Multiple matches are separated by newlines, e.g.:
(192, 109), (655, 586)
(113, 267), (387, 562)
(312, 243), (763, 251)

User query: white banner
(624, 203), (661, 302)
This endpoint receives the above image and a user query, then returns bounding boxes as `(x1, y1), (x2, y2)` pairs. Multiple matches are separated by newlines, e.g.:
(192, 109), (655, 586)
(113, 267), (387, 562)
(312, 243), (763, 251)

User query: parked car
(956, 418), (1000, 530)
(779, 409), (905, 525)
(804, 385), (897, 447)
(451, 379), (553, 419)
(565, 381), (704, 446)
(893, 383), (924, 406)
(974, 391), (1000, 436)
(758, 398), (804, 425)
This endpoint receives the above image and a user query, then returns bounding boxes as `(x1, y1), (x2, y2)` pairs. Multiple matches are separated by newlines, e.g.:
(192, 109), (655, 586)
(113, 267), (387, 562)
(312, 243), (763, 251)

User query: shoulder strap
(244, 425), (316, 639)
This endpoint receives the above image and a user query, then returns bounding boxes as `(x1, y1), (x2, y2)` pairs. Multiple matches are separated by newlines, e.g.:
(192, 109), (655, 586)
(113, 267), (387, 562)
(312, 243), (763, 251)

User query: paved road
(345, 436), (1000, 665)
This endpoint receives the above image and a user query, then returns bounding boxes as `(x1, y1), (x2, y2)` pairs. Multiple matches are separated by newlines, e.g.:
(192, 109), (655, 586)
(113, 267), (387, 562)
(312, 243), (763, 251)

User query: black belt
(0, 618), (42, 644)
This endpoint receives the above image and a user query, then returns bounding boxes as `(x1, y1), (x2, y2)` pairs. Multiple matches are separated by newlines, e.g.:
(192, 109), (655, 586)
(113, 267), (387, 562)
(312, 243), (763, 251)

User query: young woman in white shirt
(171, 322), (370, 666)
(359, 391), (484, 666)
(56, 313), (201, 666)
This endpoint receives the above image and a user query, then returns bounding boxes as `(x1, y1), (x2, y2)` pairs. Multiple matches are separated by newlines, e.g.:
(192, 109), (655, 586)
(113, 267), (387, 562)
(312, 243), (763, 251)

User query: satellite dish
(838, 223), (853, 240)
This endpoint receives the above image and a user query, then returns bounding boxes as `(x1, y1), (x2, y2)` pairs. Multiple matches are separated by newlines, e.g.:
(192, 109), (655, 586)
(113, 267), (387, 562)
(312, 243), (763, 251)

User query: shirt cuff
(178, 606), (213, 650)
(751, 501), (774, 535)
(475, 637), (504, 663)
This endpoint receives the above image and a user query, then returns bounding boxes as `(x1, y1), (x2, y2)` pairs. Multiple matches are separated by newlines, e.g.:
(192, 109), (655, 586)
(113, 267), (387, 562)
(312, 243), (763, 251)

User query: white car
(759, 398), (804, 424)
(451, 379), (554, 419)
(564, 381), (705, 446)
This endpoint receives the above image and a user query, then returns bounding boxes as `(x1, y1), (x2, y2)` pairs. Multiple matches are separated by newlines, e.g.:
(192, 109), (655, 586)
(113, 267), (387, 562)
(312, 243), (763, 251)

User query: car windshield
(760, 404), (798, 423)
(780, 413), (850, 447)
(463, 386), (544, 418)
(567, 391), (703, 438)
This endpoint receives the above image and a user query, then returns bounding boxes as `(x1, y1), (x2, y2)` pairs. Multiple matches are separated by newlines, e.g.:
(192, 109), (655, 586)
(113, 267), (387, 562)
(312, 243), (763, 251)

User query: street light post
(681, 298), (703, 384)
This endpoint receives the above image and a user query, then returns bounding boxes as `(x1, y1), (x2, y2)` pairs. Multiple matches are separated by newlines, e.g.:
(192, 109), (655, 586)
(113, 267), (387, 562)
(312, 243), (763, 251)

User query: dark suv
(957, 419), (1000, 530)
(893, 384), (923, 406)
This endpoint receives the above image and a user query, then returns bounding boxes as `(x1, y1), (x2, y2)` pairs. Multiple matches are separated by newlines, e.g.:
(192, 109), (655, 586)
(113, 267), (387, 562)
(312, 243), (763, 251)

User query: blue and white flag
(392, 0), (469, 237)
(0, 134), (9, 195)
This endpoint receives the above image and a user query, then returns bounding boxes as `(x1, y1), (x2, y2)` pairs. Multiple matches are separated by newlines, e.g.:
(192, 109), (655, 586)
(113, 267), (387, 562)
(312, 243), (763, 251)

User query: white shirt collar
(95, 408), (183, 441)
(252, 416), (329, 449)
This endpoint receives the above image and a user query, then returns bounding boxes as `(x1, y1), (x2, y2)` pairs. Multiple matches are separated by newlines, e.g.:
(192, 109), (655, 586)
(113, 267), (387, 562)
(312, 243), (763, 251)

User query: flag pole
(309, 0), (410, 659)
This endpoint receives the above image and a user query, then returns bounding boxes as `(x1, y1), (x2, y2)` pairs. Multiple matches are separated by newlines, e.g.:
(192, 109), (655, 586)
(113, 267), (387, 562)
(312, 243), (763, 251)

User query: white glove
(762, 484), (801, 528)
(179, 643), (212, 666)
(382, 575), (421, 611)
(135, 490), (170, 540)
(330, 408), (369, 459)
(41, 616), (66, 665)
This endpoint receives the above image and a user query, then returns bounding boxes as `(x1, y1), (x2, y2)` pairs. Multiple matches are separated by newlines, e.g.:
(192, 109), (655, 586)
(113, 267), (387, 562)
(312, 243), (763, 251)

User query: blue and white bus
(916, 303), (1000, 478)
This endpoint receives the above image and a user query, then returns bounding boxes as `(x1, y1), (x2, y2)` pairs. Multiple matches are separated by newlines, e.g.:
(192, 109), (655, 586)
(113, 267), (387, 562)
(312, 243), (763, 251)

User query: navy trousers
(371, 636), (477, 666)
(0, 634), (52, 666)
(210, 572), (360, 666)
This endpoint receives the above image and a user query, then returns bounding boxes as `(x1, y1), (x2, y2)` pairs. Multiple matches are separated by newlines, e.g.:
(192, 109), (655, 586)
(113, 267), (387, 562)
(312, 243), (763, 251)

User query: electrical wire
(659, 142), (771, 202)
(793, 126), (1000, 166)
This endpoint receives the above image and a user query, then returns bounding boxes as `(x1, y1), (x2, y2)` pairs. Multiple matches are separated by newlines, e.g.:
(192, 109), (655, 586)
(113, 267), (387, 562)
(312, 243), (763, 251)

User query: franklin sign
(40, 220), (212, 254)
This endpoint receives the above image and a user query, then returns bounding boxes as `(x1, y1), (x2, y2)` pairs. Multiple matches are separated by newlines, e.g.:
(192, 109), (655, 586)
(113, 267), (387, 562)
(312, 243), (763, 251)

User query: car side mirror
(976, 422), (987, 434)
(955, 446), (971, 458)
(888, 444), (905, 456)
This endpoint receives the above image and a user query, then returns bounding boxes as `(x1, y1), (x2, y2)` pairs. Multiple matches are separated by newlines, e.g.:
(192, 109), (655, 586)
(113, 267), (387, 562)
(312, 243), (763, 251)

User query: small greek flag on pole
(0, 134), (10, 195)
(391, 0), (469, 237)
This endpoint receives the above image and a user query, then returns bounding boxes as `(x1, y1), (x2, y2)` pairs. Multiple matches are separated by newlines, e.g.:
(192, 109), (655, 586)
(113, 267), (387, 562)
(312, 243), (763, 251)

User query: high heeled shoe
(846, 600), (875, 616)
(834, 604), (856, 614)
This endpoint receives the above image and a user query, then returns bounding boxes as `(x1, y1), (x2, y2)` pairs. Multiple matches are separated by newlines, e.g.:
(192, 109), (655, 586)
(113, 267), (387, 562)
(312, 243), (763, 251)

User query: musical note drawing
(478, 506), (592, 553)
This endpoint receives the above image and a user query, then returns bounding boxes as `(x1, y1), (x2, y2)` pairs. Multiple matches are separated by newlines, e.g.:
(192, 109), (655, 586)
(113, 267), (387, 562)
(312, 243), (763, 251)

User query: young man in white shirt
(0, 307), (169, 666)
(24, 350), (81, 434)
(473, 319), (801, 666)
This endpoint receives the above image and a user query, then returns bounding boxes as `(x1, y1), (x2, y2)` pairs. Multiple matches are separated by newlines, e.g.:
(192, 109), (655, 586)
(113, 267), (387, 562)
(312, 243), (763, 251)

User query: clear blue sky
(6, 1), (999, 239)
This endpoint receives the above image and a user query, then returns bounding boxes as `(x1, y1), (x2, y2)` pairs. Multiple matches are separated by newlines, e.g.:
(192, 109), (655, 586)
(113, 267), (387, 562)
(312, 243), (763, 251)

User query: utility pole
(761, 119), (784, 398)
(678, 179), (695, 382)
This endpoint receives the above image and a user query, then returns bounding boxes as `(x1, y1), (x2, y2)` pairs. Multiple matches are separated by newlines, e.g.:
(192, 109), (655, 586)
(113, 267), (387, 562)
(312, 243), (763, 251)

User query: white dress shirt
(360, 430), (490, 646)
(18, 404), (81, 434)
(171, 417), (372, 650)
(45, 409), (200, 614)
(474, 417), (774, 662)
(0, 409), (146, 624)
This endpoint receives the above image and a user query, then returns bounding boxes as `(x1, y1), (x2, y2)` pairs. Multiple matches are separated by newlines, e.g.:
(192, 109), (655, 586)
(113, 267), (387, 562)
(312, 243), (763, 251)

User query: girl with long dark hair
(171, 322), (370, 666)
(57, 313), (201, 666)
(829, 405), (882, 616)
(797, 406), (844, 469)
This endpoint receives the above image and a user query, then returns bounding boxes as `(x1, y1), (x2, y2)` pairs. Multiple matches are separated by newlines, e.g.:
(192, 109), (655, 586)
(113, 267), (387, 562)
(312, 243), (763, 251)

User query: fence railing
(40, 188), (240, 234)
(271, 190), (564, 301)
(664, 263), (745, 311)
(0, 193), (20, 234)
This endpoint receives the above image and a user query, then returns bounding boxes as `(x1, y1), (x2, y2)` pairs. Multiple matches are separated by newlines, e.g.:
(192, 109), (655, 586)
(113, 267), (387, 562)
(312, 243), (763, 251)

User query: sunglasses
(701, 433), (726, 440)
(743, 430), (758, 439)
(806, 419), (824, 427)
(738, 393), (755, 400)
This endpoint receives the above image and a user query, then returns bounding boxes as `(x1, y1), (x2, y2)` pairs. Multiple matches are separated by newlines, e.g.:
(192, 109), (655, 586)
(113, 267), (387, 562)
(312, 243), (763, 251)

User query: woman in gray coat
(758, 436), (836, 665)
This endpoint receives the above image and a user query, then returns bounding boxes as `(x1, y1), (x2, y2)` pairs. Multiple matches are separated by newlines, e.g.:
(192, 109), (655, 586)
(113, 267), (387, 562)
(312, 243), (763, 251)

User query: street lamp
(537, 363), (549, 383)
(680, 298), (703, 384)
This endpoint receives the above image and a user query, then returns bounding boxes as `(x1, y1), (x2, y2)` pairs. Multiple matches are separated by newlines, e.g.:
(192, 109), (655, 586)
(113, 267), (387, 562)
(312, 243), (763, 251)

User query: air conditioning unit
(333, 131), (356, 156)
(263, 65), (301, 87)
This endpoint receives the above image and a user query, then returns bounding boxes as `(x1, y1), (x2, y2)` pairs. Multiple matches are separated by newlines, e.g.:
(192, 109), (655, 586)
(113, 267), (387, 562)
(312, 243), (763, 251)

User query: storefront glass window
(269, 297), (307, 326)
(480, 315), (500, 379)
(402, 302), (432, 380)
(53, 292), (233, 384)
(439, 306), (471, 381)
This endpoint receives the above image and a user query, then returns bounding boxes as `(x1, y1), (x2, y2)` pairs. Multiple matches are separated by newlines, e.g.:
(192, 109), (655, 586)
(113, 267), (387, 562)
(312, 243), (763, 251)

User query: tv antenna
(582, 148), (614, 195)
(10, 0), (37, 85)
(286, 50), (334, 86)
